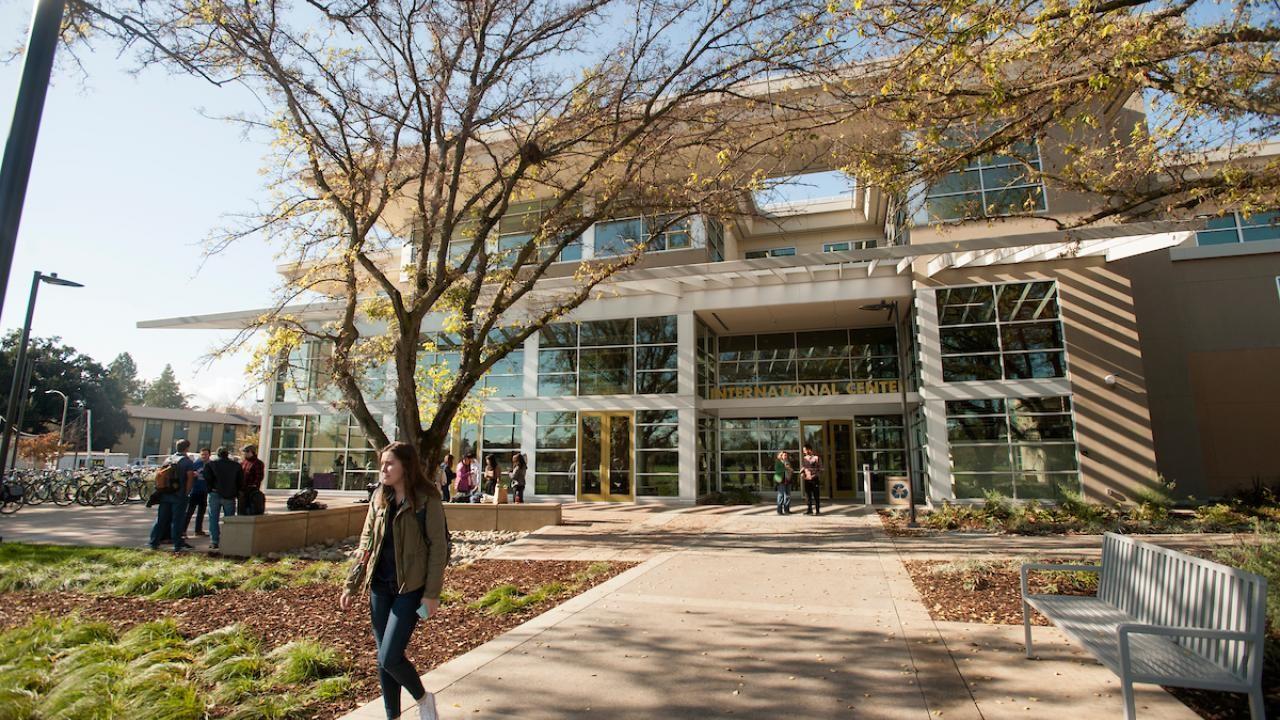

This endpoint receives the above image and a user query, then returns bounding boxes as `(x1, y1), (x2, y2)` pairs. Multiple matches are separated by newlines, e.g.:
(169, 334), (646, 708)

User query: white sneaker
(416, 692), (439, 720)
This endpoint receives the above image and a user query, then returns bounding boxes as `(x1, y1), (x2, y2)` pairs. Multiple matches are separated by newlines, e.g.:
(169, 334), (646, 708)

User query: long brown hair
(373, 441), (442, 510)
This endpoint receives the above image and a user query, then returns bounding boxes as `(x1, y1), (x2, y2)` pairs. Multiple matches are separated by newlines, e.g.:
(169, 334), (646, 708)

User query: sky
(0, 0), (283, 409)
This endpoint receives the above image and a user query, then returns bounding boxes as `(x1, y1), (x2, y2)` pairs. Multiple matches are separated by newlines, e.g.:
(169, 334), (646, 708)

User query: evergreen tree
(142, 365), (191, 409)
(107, 352), (146, 403)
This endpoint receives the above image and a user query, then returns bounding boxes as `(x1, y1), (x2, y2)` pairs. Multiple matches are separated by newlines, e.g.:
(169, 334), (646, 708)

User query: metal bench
(1021, 532), (1267, 719)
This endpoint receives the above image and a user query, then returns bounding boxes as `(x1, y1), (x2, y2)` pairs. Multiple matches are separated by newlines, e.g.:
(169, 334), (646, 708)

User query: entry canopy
(139, 220), (1194, 330)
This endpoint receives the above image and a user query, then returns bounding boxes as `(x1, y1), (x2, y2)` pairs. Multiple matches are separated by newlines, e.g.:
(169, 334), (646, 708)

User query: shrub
(1195, 503), (1250, 532)
(981, 490), (1014, 521)
(311, 675), (354, 702)
(695, 487), (760, 505)
(267, 640), (347, 684)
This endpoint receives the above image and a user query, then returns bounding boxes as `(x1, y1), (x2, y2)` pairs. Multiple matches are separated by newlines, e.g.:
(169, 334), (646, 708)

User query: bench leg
(1022, 601), (1033, 658)
(1121, 679), (1136, 720)
(1248, 686), (1264, 720)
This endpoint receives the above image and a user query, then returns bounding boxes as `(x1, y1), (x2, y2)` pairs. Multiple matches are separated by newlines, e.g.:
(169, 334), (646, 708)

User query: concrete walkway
(341, 507), (1198, 720)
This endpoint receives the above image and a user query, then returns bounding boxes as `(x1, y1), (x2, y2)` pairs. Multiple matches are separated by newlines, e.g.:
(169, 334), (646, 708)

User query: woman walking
(340, 442), (449, 720)
(773, 450), (793, 515)
(509, 452), (527, 504)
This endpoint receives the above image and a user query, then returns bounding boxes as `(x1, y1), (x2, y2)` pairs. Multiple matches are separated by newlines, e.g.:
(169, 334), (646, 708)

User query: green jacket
(347, 493), (448, 600)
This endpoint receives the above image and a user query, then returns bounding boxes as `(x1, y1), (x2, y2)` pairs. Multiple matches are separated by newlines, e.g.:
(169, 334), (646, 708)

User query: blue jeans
(149, 492), (189, 550)
(370, 580), (426, 719)
(208, 492), (236, 545)
(775, 483), (791, 514)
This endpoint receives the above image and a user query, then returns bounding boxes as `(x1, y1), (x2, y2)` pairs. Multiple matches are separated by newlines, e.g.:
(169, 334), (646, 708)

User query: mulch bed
(903, 558), (1277, 720)
(0, 559), (633, 719)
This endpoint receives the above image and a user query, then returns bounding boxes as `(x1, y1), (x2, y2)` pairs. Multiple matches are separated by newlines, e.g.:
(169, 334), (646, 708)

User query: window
(479, 413), (522, 467)
(823, 240), (876, 252)
(937, 281), (1065, 382)
(594, 215), (691, 257)
(855, 415), (907, 491)
(946, 396), (1079, 500)
(419, 330), (525, 398)
(221, 424), (239, 449)
(274, 340), (341, 403)
(141, 419), (163, 457)
(197, 423), (214, 450)
(172, 421), (190, 447)
(706, 219), (725, 262)
(1196, 210), (1280, 246)
(697, 415), (718, 496)
(745, 247), (795, 259)
(636, 410), (679, 496)
(718, 417), (799, 492)
(918, 139), (1047, 224)
(716, 327), (898, 387)
(537, 316), (678, 396)
(535, 412), (577, 495)
(268, 413), (381, 492)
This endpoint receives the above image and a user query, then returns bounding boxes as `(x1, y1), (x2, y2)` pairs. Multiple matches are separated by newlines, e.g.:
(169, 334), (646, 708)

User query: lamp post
(44, 388), (66, 469)
(860, 298), (919, 528)
(0, 271), (83, 476)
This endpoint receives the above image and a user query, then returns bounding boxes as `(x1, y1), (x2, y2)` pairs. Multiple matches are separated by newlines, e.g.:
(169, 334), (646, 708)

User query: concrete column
(915, 287), (953, 502)
(522, 333), (540, 496)
(922, 397), (951, 503)
(677, 311), (698, 501)
(678, 406), (698, 501)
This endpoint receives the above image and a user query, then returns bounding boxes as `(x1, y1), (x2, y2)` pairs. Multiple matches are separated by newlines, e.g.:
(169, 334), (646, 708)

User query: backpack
(416, 505), (452, 566)
(153, 463), (177, 493)
(242, 489), (266, 516)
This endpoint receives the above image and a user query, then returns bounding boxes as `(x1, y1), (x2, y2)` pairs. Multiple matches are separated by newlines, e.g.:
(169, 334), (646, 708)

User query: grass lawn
(0, 543), (629, 720)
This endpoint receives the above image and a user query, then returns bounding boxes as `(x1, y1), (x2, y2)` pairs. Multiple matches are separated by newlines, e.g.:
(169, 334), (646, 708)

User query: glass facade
(268, 413), (380, 491)
(594, 215), (691, 257)
(716, 327), (898, 387)
(538, 316), (677, 396)
(919, 139), (1047, 223)
(636, 410), (678, 496)
(535, 411), (577, 495)
(855, 415), (908, 491)
(946, 396), (1079, 500)
(142, 420), (163, 457)
(718, 418), (801, 492)
(938, 281), (1065, 382)
(419, 330), (525, 398)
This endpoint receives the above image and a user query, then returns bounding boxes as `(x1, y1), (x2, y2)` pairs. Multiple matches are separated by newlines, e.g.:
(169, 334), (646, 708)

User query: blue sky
(0, 0), (282, 409)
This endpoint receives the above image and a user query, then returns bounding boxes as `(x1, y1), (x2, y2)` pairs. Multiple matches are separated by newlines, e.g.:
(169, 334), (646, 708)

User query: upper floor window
(1196, 210), (1280, 246)
(917, 139), (1047, 224)
(594, 215), (691, 258)
(537, 316), (677, 396)
(419, 329), (525, 398)
(823, 241), (876, 252)
(937, 281), (1065, 382)
(745, 247), (795, 259)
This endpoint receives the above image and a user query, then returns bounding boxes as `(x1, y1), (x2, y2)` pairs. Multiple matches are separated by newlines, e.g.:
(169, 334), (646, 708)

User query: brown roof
(124, 405), (260, 426)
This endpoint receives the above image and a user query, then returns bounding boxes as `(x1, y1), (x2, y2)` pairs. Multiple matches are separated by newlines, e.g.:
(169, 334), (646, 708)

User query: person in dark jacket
(341, 442), (448, 720)
(240, 444), (265, 514)
(509, 452), (527, 503)
(205, 446), (245, 550)
(183, 447), (211, 537)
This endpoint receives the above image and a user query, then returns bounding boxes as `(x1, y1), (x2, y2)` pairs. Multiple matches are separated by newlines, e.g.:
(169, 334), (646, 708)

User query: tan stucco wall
(1121, 250), (1280, 498)
(924, 257), (1161, 502)
(115, 419), (257, 459)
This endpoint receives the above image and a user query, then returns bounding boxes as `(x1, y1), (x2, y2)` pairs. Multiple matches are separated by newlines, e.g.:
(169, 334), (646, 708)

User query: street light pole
(45, 388), (66, 469)
(0, 0), (68, 320)
(0, 271), (83, 476)
(8, 361), (34, 472)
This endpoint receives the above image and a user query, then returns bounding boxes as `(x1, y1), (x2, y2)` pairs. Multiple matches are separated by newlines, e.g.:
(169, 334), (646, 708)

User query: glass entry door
(800, 420), (858, 500)
(579, 412), (634, 501)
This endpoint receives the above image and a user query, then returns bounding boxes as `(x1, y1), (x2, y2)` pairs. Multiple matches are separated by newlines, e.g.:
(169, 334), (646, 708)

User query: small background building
(117, 405), (261, 462)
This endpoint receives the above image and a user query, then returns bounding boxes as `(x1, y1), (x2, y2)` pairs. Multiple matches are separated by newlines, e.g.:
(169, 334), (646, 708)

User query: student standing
(773, 450), (793, 515)
(482, 454), (501, 497)
(150, 439), (196, 552)
(183, 447), (211, 537)
(340, 442), (448, 720)
(509, 452), (527, 504)
(801, 444), (822, 516)
(205, 447), (245, 551)
(454, 453), (475, 502)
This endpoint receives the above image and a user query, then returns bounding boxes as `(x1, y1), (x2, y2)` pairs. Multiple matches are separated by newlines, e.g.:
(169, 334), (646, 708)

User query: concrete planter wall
(219, 502), (562, 558)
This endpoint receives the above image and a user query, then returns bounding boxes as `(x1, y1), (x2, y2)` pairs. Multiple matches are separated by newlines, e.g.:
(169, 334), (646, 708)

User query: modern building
(140, 113), (1280, 504)
(117, 405), (261, 463)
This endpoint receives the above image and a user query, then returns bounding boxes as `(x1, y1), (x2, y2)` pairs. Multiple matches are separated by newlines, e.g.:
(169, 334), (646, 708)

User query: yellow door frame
(578, 411), (634, 502)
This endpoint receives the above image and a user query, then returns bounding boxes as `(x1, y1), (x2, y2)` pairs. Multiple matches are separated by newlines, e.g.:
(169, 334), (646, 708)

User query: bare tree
(819, 0), (1280, 228)
(65, 0), (841, 469)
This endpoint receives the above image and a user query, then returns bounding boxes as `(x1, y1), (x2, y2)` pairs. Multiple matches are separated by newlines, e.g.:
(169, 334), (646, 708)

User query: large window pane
(941, 326), (999, 354)
(595, 218), (644, 257)
(942, 355), (1002, 382)
(580, 319), (634, 346)
(637, 316), (677, 344)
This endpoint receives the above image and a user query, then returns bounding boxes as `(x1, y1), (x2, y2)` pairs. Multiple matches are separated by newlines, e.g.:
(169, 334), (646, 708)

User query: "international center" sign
(709, 379), (900, 400)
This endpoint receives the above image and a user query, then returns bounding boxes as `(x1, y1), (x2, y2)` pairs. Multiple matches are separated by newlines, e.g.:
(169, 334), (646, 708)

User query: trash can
(886, 475), (911, 506)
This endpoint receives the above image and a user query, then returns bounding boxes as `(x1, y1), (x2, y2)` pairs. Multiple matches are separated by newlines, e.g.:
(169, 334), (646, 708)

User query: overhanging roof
(139, 220), (1195, 329)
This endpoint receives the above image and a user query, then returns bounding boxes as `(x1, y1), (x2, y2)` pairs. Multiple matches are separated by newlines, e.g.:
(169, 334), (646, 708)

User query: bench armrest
(1117, 624), (1261, 681)
(1020, 563), (1101, 599)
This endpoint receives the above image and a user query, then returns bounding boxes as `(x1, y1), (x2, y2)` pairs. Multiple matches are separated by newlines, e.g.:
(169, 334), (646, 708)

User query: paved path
(342, 507), (1198, 720)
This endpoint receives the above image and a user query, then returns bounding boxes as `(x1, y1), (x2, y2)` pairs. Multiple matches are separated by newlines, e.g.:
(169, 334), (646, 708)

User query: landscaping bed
(0, 544), (632, 719)
(880, 492), (1277, 536)
(903, 551), (1280, 719)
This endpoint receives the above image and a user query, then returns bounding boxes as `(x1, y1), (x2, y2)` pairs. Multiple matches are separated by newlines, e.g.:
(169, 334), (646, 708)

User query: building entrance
(801, 420), (858, 501)
(579, 412), (634, 502)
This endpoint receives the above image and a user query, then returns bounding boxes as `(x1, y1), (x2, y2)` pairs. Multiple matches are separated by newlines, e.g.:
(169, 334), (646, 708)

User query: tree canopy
(107, 352), (146, 403)
(141, 364), (191, 409)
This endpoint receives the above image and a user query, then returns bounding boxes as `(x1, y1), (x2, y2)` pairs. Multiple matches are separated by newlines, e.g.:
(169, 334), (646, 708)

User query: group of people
(772, 444), (824, 516)
(148, 439), (266, 551)
(438, 451), (527, 504)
